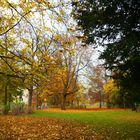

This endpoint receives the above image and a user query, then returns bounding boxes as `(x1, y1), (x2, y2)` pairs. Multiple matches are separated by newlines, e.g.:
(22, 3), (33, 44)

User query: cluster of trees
(73, 0), (140, 109)
(1, 0), (139, 113)
(0, 0), (90, 114)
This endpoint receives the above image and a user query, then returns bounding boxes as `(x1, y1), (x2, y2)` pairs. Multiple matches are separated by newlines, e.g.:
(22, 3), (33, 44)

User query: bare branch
(0, 71), (24, 79)
(0, 11), (31, 36)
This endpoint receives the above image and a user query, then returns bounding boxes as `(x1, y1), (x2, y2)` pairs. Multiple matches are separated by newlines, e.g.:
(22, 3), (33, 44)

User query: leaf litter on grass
(0, 116), (101, 140)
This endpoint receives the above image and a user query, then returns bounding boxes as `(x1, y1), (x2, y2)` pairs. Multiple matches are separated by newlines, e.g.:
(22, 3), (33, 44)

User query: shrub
(10, 102), (24, 115)
(1, 105), (10, 115)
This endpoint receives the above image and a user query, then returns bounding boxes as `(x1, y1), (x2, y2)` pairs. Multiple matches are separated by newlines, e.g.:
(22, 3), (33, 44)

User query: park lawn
(32, 109), (140, 139)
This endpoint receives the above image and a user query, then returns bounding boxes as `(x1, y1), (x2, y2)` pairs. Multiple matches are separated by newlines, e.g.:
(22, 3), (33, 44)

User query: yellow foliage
(60, 9), (64, 16)
(103, 79), (119, 95)
(0, 0), (8, 7)
(55, 16), (63, 22)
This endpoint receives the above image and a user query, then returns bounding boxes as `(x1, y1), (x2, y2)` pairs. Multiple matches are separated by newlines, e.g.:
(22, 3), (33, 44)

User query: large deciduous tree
(0, 0), (72, 111)
(0, 0), (88, 112)
(72, 0), (140, 107)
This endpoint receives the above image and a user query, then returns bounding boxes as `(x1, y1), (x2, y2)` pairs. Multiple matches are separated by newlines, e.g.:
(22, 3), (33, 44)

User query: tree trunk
(8, 93), (11, 111)
(28, 86), (33, 108)
(123, 94), (126, 109)
(76, 98), (79, 108)
(36, 92), (38, 110)
(99, 92), (102, 109)
(61, 94), (66, 110)
(3, 81), (8, 115)
(71, 100), (74, 108)
(54, 95), (59, 107)
(106, 95), (110, 108)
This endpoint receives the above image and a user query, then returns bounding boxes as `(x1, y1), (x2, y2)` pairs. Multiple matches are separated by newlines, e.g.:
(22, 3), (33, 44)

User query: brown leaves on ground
(41, 108), (126, 113)
(0, 116), (98, 140)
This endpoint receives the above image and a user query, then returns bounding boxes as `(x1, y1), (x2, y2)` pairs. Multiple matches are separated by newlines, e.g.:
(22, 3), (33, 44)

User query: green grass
(31, 110), (140, 139)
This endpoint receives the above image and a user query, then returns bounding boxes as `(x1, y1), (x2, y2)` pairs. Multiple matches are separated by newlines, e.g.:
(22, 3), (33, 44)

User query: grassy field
(32, 109), (140, 139)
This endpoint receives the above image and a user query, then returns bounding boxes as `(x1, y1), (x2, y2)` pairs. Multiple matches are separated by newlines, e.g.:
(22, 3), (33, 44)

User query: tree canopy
(72, 0), (140, 105)
(0, 0), (91, 113)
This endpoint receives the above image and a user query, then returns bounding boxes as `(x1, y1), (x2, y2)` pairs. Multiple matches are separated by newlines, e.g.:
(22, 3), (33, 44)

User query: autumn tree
(39, 34), (91, 110)
(0, 0), (74, 111)
(103, 79), (121, 108)
(87, 64), (107, 108)
(0, 56), (24, 114)
(0, 0), (90, 113)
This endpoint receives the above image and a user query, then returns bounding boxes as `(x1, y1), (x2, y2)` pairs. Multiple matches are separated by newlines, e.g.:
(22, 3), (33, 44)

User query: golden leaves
(55, 16), (63, 23)
(19, 1), (36, 11)
(0, 116), (97, 139)
(103, 79), (118, 95)
(0, 0), (8, 8)
(60, 9), (65, 16)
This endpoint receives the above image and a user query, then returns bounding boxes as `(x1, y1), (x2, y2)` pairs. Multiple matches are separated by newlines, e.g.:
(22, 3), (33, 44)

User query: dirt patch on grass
(0, 116), (99, 140)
